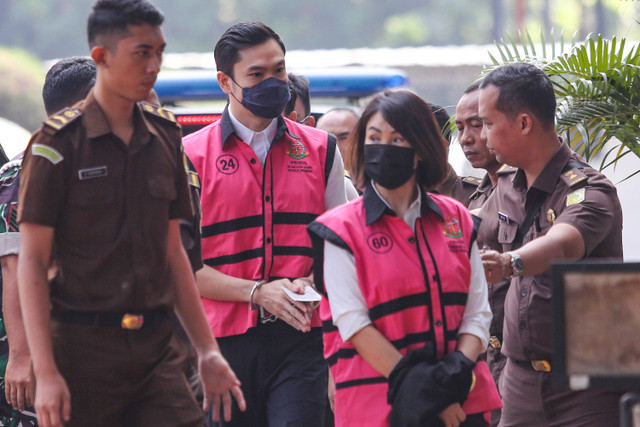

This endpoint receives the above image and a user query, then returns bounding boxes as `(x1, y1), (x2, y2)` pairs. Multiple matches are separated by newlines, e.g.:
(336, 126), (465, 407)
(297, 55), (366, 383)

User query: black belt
(52, 309), (169, 330)
(512, 358), (551, 373)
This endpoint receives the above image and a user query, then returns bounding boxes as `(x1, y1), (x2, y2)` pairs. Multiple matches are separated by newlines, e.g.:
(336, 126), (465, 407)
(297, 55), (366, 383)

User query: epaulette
(462, 176), (483, 186)
(43, 108), (82, 133)
(496, 164), (517, 175)
(560, 167), (588, 188)
(140, 102), (178, 125)
(182, 154), (200, 189)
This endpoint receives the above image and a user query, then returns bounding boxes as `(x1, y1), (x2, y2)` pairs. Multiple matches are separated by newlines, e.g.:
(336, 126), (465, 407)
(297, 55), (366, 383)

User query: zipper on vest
(414, 218), (438, 355)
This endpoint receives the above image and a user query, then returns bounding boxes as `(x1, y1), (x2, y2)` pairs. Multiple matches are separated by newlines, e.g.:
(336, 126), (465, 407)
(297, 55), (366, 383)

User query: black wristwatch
(506, 251), (524, 278)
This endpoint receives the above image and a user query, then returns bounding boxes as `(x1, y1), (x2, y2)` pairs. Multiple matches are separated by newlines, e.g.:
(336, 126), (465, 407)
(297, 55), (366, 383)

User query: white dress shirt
(323, 184), (492, 346)
(228, 109), (348, 209)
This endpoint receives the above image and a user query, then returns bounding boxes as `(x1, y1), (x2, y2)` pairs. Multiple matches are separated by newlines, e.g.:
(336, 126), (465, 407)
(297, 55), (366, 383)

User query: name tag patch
(78, 166), (108, 180)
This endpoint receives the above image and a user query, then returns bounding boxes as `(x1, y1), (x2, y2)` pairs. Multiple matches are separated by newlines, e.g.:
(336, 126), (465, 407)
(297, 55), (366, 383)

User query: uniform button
(121, 281), (130, 289)
(435, 320), (442, 327)
(266, 237), (272, 244)
(250, 158), (257, 164)
(265, 196), (271, 202)
(521, 290), (527, 297)
(408, 237), (415, 244)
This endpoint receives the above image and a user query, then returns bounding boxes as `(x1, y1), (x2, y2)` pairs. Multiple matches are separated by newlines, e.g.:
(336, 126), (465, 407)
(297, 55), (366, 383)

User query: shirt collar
(83, 90), (151, 148)
(220, 104), (301, 148)
(363, 181), (443, 225)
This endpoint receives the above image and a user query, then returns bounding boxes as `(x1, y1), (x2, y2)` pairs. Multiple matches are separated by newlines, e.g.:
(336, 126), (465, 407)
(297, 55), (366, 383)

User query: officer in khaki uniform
(17, 1), (243, 426)
(477, 63), (623, 426)
(455, 80), (506, 427)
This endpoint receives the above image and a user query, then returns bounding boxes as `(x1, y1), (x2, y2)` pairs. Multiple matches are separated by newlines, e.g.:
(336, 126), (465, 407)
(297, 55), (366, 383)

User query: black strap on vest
(510, 160), (587, 250)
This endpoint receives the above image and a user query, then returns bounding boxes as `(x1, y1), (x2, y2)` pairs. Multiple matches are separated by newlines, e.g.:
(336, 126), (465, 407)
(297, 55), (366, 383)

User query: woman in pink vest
(308, 90), (501, 427)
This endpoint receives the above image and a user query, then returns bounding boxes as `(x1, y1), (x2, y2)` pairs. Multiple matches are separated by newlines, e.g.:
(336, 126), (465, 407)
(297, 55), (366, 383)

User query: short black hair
(287, 73), (311, 117)
(284, 78), (298, 116)
(42, 57), (97, 115)
(87, 0), (164, 49)
(428, 103), (452, 142)
(214, 22), (285, 79)
(480, 62), (556, 128)
(349, 90), (448, 190)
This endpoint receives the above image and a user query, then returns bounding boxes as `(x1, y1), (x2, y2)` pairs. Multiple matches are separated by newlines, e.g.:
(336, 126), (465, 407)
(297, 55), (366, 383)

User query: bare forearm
(348, 325), (403, 378)
(515, 223), (585, 276)
(195, 265), (255, 302)
(2, 255), (30, 357)
(17, 256), (56, 376)
(456, 333), (483, 362)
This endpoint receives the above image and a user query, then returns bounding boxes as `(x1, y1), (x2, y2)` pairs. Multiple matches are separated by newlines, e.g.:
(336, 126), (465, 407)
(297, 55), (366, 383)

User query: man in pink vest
(183, 22), (348, 426)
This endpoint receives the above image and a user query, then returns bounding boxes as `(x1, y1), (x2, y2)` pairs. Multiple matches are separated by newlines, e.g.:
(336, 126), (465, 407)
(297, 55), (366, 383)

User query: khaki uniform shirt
(469, 173), (510, 342)
(434, 164), (481, 208)
(477, 143), (622, 361)
(18, 91), (192, 313)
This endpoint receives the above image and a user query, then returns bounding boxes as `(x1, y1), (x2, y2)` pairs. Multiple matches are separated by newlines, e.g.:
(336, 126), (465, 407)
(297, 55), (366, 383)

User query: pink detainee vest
(184, 117), (330, 337)
(313, 193), (502, 427)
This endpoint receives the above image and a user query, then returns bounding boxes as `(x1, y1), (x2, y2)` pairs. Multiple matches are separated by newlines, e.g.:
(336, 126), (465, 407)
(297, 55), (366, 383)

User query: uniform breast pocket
(497, 221), (518, 248)
(148, 175), (177, 200)
(65, 181), (119, 243)
(147, 175), (176, 220)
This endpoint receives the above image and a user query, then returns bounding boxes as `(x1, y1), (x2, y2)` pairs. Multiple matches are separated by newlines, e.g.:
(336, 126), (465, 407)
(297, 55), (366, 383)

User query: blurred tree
(0, 47), (45, 132)
(0, 0), (637, 57)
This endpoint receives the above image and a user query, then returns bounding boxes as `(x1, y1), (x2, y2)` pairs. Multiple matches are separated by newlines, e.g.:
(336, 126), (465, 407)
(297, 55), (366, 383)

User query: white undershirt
(229, 110), (348, 209)
(323, 184), (491, 346)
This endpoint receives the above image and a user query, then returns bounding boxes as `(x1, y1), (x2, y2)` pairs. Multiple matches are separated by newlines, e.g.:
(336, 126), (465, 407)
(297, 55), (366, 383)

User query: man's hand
(438, 403), (466, 427)
(327, 368), (336, 412)
(199, 349), (246, 422)
(255, 278), (313, 332)
(34, 370), (71, 427)
(480, 249), (511, 283)
(5, 351), (34, 411)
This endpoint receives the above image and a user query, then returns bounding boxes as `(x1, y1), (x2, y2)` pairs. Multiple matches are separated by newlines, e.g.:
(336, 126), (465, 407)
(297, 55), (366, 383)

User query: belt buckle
(259, 306), (277, 324)
(531, 360), (551, 372)
(121, 313), (144, 330)
(489, 336), (502, 349)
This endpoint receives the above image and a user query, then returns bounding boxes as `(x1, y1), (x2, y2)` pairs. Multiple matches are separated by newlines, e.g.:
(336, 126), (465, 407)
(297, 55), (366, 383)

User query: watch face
(512, 254), (524, 275)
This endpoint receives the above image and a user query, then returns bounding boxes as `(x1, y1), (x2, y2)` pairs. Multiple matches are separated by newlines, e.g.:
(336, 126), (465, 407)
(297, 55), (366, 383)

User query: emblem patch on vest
(444, 217), (466, 253)
(367, 232), (393, 254)
(443, 217), (463, 238)
(216, 154), (239, 175)
(286, 140), (309, 159)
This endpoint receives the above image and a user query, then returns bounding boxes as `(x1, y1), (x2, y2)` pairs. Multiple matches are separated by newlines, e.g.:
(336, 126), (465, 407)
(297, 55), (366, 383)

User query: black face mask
(364, 144), (416, 189)
(230, 76), (291, 119)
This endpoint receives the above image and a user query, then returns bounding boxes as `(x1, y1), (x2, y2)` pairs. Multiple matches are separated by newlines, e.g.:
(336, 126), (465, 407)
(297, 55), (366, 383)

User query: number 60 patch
(367, 232), (393, 254)
(216, 154), (239, 174)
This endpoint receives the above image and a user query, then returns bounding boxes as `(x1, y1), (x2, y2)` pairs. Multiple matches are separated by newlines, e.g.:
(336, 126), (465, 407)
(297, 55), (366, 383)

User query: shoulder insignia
(43, 108), (81, 132)
(566, 188), (585, 206)
(497, 164), (517, 175)
(560, 168), (588, 188)
(141, 102), (177, 124)
(462, 176), (483, 186)
(31, 143), (63, 165)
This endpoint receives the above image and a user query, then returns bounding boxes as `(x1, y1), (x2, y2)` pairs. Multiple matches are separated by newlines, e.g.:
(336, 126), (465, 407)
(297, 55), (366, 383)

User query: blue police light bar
(154, 66), (409, 103)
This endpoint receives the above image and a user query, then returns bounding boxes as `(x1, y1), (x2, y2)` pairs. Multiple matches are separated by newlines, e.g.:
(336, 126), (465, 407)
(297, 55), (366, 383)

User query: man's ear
(90, 46), (107, 66)
(286, 111), (297, 121)
(520, 113), (533, 135)
(217, 71), (233, 95)
(305, 116), (316, 127)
